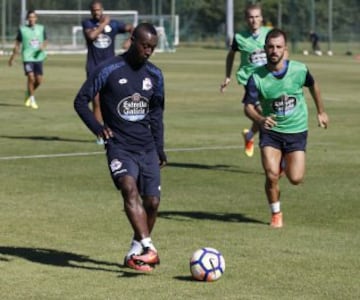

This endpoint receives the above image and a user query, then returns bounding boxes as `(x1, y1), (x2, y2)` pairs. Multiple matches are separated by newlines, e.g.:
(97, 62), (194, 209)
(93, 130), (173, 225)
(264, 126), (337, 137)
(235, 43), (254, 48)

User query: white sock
(126, 239), (143, 258)
(30, 95), (35, 102)
(270, 201), (281, 214)
(140, 237), (157, 252)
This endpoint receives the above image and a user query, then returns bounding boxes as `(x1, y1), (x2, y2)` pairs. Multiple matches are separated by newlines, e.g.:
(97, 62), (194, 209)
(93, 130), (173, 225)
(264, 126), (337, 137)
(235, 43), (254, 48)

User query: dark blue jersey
(82, 18), (128, 75)
(74, 55), (165, 154)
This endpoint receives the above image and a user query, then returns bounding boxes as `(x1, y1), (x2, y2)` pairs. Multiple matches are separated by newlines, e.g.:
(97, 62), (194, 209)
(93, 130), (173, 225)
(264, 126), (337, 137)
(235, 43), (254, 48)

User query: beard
(267, 52), (284, 66)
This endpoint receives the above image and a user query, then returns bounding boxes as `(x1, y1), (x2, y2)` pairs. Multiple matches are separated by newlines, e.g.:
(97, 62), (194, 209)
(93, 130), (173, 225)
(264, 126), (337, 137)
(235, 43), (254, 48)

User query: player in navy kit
(82, 1), (133, 143)
(74, 23), (166, 272)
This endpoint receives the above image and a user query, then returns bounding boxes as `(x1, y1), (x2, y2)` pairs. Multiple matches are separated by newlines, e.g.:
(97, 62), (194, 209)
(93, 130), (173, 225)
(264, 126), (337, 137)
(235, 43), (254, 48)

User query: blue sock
(246, 130), (254, 141)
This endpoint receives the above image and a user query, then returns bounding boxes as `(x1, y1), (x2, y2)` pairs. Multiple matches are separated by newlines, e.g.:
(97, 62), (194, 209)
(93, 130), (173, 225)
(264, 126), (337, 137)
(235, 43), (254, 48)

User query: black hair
(26, 10), (36, 18)
(132, 23), (157, 39)
(265, 28), (288, 44)
(89, 0), (103, 9)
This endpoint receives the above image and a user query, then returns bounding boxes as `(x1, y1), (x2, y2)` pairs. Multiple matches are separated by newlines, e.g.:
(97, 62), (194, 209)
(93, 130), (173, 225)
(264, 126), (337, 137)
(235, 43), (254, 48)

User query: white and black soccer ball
(190, 247), (225, 281)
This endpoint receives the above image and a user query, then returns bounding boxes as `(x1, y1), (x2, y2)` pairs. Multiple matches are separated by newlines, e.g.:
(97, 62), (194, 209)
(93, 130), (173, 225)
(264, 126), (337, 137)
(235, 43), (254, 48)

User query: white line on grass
(0, 145), (241, 161)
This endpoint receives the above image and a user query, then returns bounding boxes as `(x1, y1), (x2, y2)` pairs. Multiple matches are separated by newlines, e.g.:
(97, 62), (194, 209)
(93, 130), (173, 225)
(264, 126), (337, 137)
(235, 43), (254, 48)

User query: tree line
(4, 0), (360, 44)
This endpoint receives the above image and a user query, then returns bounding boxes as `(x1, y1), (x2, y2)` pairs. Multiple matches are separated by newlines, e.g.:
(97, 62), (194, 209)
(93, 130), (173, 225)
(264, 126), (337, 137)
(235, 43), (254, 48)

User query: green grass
(0, 49), (359, 300)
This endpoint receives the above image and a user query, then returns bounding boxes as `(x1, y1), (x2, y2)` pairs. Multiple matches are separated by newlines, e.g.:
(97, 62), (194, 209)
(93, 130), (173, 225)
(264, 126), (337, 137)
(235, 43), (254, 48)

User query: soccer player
(8, 10), (48, 110)
(82, 0), (133, 144)
(243, 28), (329, 228)
(74, 23), (167, 271)
(220, 3), (270, 157)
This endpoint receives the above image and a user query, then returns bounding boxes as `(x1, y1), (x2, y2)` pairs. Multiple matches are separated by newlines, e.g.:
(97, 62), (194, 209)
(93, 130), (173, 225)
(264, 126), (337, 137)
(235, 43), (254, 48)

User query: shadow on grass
(0, 246), (148, 277)
(158, 211), (266, 225)
(0, 135), (93, 144)
(167, 162), (263, 175)
(0, 102), (23, 107)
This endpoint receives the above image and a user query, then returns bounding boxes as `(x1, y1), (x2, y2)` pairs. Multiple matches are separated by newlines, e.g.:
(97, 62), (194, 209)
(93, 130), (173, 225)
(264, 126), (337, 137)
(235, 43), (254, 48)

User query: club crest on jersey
(142, 78), (152, 91)
(104, 25), (112, 33)
(117, 93), (149, 122)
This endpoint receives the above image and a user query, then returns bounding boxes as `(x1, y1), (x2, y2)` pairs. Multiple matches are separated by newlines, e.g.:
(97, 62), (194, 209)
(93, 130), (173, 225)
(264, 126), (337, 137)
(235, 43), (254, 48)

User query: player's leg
(284, 150), (306, 185)
(118, 175), (157, 271)
(26, 72), (39, 109)
(132, 150), (161, 265)
(283, 131), (307, 185)
(242, 102), (262, 157)
(119, 175), (151, 242)
(261, 145), (283, 228)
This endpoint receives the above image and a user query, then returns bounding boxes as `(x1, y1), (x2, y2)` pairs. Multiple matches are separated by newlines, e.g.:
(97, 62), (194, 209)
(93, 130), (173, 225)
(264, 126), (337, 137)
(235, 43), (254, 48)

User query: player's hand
(262, 115), (277, 130)
(99, 126), (114, 141)
(220, 78), (231, 93)
(100, 15), (110, 25)
(158, 150), (167, 168)
(317, 112), (329, 129)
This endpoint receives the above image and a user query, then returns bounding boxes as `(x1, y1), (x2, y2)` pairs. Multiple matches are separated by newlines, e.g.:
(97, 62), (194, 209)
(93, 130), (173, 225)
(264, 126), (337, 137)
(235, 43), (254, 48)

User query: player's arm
(120, 23), (134, 50)
(8, 31), (21, 66)
(74, 73), (107, 137)
(40, 29), (48, 51)
(243, 76), (276, 130)
(305, 71), (329, 129)
(149, 76), (167, 167)
(220, 49), (236, 93)
(83, 15), (110, 41)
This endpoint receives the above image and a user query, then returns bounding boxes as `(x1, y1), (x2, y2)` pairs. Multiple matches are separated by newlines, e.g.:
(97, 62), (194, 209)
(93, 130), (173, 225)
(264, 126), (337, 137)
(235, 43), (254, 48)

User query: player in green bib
(8, 10), (47, 109)
(243, 28), (329, 228)
(221, 3), (271, 157)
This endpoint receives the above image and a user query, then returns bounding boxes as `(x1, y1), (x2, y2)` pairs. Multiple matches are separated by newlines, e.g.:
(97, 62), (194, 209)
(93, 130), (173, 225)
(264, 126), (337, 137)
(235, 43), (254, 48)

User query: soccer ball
(190, 247), (225, 281)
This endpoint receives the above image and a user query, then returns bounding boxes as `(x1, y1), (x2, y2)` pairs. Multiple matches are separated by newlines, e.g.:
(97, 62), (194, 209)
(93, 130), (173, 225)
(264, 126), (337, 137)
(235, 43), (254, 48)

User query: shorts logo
(110, 159), (122, 172)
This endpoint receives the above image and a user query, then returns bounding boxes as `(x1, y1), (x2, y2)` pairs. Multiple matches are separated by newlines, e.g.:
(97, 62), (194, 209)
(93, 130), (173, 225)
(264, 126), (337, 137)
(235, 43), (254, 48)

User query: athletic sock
(140, 237), (157, 252)
(270, 201), (281, 214)
(126, 239), (143, 258)
(246, 129), (254, 141)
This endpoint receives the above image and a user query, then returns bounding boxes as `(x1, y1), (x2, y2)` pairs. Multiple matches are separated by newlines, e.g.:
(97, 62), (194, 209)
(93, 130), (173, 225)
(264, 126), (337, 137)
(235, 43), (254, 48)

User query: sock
(140, 237), (157, 252)
(246, 129), (254, 141)
(270, 201), (281, 214)
(126, 239), (143, 258)
(30, 95), (35, 103)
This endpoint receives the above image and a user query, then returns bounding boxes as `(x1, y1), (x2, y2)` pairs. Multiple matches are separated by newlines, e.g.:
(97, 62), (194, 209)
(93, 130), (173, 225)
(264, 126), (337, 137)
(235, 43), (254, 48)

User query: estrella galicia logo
(272, 95), (297, 116)
(93, 33), (112, 49)
(117, 93), (149, 122)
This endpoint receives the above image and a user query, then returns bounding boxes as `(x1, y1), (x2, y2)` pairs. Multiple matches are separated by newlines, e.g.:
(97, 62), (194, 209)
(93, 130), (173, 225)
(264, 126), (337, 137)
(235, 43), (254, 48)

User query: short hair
(89, 0), (103, 9)
(244, 3), (262, 17)
(26, 10), (36, 18)
(133, 23), (157, 39)
(265, 28), (288, 44)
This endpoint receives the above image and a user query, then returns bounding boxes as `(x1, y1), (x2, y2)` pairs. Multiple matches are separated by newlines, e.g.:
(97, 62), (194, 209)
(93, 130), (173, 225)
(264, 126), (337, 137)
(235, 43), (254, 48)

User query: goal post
(36, 10), (138, 54)
(35, 10), (178, 54)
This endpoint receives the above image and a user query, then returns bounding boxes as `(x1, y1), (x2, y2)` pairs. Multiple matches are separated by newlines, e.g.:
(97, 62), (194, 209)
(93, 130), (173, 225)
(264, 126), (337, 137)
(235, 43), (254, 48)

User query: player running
(220, 3), (270, 157)
(243, 28), (329, 228)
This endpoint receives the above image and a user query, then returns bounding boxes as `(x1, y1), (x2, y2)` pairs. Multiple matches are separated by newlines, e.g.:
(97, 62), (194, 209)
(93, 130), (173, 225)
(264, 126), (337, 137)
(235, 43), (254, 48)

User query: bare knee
(288, 175), (303, 185)
(143, 196), (160, 212)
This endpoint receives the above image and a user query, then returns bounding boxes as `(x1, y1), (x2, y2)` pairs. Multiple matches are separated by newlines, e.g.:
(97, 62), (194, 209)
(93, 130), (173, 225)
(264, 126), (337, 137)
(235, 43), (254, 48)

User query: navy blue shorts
(259, 130), (307, 153)
(23, 62), (43, 76)
(106, 142), (161, 197)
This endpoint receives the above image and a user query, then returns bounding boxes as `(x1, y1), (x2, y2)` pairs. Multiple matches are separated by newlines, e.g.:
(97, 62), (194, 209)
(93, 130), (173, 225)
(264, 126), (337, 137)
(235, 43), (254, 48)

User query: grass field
(0, 48), (359, 300)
